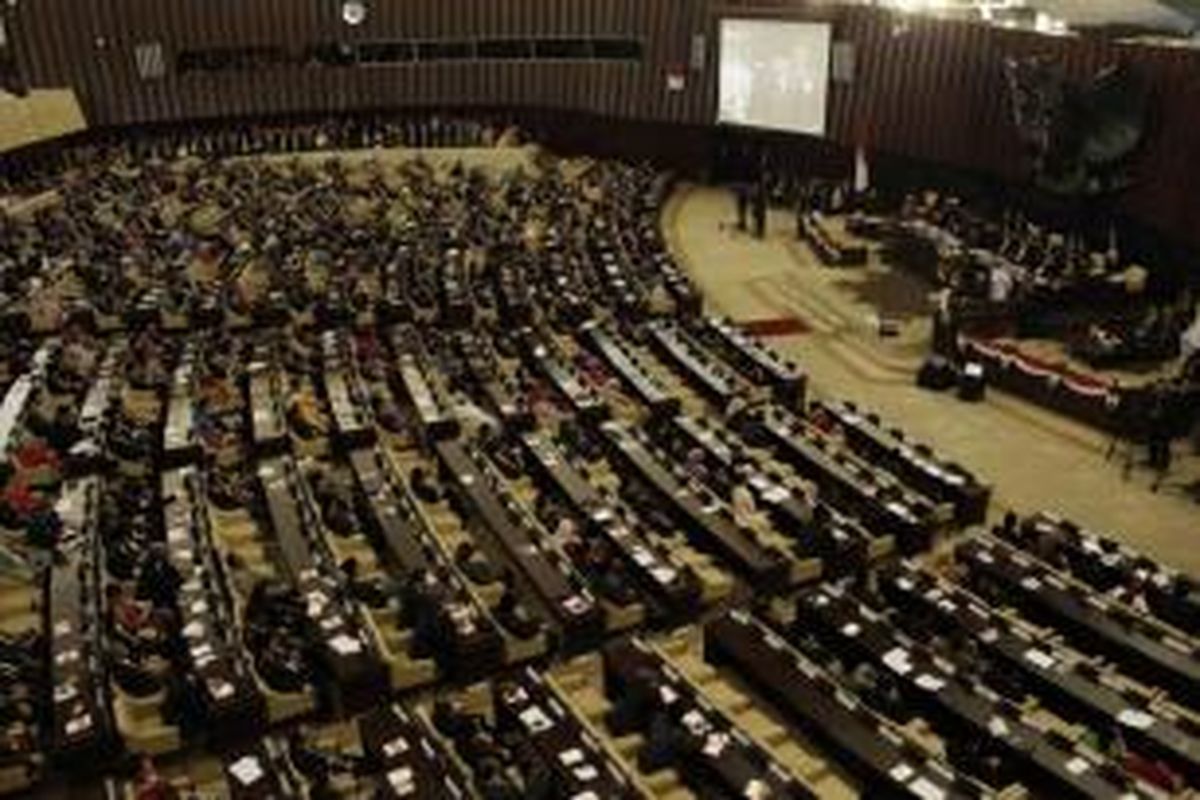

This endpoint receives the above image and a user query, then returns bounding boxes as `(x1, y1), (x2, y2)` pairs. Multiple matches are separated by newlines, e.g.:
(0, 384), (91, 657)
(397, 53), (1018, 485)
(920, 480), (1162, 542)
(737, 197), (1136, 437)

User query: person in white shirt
(731, 480), (757, 529)
(549, 515), (579, 552)
(989, 265), (1014, 305)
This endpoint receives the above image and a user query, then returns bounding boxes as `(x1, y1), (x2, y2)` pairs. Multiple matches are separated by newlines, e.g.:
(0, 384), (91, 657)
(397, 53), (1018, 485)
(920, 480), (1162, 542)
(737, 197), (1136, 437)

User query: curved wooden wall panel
(9, 0), (710, 126)
(8, 0), (1200, 246)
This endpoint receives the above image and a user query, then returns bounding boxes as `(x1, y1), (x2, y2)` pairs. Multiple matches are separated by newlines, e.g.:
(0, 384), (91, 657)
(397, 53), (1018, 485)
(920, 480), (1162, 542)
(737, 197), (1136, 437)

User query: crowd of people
(0, 116), (1196, 800)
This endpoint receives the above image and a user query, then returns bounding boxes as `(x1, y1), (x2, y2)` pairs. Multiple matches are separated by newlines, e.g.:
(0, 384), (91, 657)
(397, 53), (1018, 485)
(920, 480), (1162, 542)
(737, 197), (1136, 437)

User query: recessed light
(342, 0), (366, 26)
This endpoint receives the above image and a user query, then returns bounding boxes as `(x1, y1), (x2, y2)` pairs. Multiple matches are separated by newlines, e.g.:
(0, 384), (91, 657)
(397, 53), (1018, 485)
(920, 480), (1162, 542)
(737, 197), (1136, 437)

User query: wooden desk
(521, 432), (700, 612)
(604, 637), (815, 799)
(799, 586), (1143, 799)
(434, 440), (604, 643)
(359, 703), (472, 799)
(883, 565), (1200, 784)
(599, 421), (789, 589)
(958, 538), (1200, 715)
(706, 611), (977, 799)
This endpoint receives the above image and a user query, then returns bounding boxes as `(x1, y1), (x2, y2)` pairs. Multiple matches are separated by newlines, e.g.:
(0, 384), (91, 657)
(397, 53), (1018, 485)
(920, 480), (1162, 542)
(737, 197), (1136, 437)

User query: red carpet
(738, 316), (811, 338)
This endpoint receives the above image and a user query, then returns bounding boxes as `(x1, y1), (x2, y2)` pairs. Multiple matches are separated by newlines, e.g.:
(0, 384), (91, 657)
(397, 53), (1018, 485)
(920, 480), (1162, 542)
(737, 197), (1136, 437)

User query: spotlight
(341, 0), (366, 26)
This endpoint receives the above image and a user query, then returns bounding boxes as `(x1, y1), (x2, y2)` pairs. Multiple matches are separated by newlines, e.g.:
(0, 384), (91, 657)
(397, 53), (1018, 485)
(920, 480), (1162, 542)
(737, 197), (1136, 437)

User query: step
(613, 734), (644, 762)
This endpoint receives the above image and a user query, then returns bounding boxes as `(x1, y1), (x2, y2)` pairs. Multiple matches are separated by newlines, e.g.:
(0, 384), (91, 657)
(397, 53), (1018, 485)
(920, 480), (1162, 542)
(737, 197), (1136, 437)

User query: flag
(853, 144), (870, 193)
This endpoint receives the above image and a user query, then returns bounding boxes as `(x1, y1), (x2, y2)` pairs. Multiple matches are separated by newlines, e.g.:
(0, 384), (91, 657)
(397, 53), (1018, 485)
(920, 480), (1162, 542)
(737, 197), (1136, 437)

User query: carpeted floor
(665, 183), (1200, 573)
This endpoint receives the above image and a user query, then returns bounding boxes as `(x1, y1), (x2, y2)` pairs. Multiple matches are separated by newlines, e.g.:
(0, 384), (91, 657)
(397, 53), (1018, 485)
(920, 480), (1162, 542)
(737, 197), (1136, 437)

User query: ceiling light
(341, 0), (366, 26)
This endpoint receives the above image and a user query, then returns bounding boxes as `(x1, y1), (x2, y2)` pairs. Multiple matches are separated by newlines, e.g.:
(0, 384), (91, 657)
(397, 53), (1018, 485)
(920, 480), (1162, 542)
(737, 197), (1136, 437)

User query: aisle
(665, 183), (1200, 573)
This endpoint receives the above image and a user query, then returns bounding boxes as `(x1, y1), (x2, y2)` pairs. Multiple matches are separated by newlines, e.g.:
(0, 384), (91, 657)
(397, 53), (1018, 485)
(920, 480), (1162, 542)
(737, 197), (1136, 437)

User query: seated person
(136, 544), (182, 611)
(286, 387), (326, 439)
(133, 756), (178, 800)
(320, 494), (357, 536)
(453, 542), (500, 585)
(106, 583), (156, 642)
(338, 558), (388, 609)
(494, 572), (540, 639)
(408, 467), (441, 505)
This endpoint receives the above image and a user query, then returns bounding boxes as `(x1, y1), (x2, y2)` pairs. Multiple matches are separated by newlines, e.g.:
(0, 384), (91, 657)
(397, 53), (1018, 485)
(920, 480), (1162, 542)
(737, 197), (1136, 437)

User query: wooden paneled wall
(8, 0), (1200, 248)
(8, 0), (712, 125)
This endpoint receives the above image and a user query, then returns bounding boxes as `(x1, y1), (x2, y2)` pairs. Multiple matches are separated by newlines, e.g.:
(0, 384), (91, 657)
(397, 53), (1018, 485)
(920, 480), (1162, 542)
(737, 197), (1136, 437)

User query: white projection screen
(718, 19), (833, 136)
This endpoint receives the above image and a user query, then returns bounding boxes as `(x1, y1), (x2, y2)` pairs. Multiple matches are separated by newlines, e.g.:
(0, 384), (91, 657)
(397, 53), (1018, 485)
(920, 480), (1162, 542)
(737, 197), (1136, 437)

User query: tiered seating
(223, 740), (302, 799)
(705, 610), (975, 798)
(47, 477), (111, 765)
(647, 320), (740, 407)
(883, 563), (1200, 785)
(518, 326), (610, 420)
(204, 466), (319, 723)
(796, 584), (1152, 797)
(258, 457), (387, 713)
(958, 537), (1200, 715)
(602, 637), (816, 798)
(434, 439), (606, 645)
(494, 669), (641, 798)
(163, 345), (200, 466)
(320, 331), (375, 449)
(0, 343), (56, 457)
(358, 702), (473, 798)
(455, 331), (533, 430)
(998, 512), (1200, 637)
(667, 413), (883, 572)
(4, 137), (1198, 798)
(391, 348), (459, 442)
(520, 431), (702, 614)
(98, 350), (192, 755)
(472, 437), (650, 633)
(347, 446), (503, 681)
(748, 408), (942, 554)
(246, 356), (288, 458)
(599, 420), (793, 590)
(700, 316), (806, 407)
(67, 342), (120, 475)
(161, 468), (264, 738)
(812, 400), (991, 525)
(581, 321), (680, 417)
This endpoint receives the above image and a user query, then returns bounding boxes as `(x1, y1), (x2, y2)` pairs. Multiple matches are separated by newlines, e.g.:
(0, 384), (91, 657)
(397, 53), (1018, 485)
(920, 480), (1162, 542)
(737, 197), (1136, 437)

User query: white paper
(228, 756), (264, 786)
(882, 647), (912, 675)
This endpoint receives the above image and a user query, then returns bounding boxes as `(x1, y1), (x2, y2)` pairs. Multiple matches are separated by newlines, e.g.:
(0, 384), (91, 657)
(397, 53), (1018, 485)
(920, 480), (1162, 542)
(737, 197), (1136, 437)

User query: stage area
(665, 183), (1200, 572)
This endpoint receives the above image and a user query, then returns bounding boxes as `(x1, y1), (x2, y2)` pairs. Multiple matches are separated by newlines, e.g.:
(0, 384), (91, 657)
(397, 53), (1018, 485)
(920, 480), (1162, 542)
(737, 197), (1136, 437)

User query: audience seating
(669, 413), (884, 571)
(347, 446), (503, 680)
(1, 126), (1197, 798)
(434, 439), (605, 645)
(701, 316), (807, 407)
(706, 610), (982, 799)
(47, 478), (111, 765)
(883, 563), (1200, 785)
(748, 408), (940, 555)
(598, 420), (792, 590)
(357, 702), (473, 798)
(520, 431), (702, 614)
(494, 668), (641, 798)
(813, 399), (991, 525)
(163, 468), (266, 738)
(258, 457), (388, 713)
(958, 537), (1200, 714)
(796, 584), (1149, 797)
(646, 320), (738, 407)
(603, 637), (813, 799)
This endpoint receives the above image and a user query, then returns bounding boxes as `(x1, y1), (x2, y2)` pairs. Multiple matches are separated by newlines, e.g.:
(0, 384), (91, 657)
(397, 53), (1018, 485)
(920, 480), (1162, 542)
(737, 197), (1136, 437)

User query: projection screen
(717, 19), (833, 136)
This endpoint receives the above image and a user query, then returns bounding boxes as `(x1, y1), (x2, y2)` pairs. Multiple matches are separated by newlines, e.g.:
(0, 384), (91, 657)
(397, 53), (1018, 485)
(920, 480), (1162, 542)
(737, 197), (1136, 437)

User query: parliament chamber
(3, 1), (1200, 798)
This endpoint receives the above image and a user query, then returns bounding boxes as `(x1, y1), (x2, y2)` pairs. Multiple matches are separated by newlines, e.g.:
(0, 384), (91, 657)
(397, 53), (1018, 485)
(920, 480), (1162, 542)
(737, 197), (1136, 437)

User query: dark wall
(8, 0), (711, 125)
(9, 0), (1200, 250)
